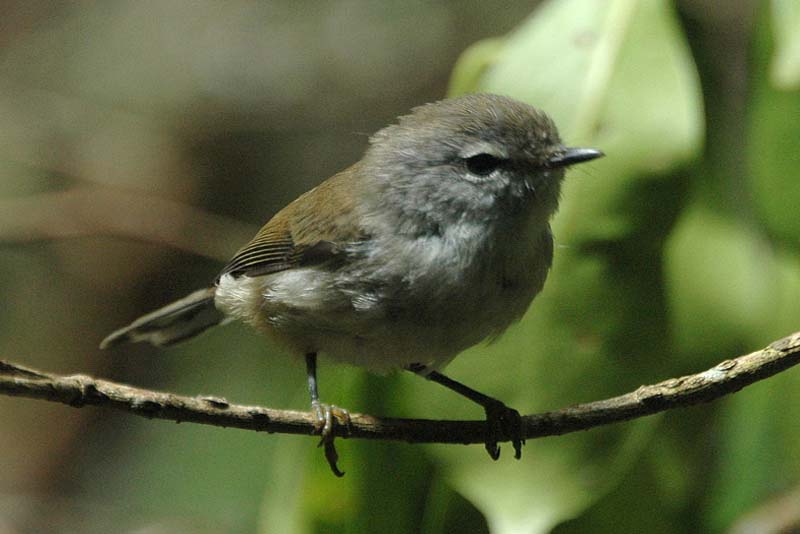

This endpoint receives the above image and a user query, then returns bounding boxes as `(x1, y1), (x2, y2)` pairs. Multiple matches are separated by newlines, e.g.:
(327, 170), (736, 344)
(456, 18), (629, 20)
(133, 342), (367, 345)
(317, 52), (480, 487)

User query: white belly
(214, 222), (553, 373)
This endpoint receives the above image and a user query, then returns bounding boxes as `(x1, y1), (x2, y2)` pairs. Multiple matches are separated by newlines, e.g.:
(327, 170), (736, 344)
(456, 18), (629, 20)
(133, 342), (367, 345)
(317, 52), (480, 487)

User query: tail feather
(100, 287), (224, 349)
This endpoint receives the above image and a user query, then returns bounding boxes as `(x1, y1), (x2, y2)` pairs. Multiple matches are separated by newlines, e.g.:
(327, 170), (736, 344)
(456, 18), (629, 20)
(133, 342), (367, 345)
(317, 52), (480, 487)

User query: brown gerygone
(101, 93), (603, 475)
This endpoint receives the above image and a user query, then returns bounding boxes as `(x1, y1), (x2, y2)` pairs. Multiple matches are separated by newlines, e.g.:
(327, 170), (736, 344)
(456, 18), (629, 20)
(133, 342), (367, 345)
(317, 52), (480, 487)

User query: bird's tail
(100, 287), (225, 349)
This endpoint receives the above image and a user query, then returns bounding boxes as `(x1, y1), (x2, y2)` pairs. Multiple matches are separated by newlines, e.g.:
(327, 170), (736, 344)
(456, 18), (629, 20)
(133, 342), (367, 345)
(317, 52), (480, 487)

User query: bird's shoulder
(217, 163), (367, 279)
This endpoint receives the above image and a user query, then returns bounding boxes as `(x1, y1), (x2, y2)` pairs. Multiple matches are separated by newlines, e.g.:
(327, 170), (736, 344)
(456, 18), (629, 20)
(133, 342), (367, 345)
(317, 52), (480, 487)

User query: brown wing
(217, 164), (366, 280)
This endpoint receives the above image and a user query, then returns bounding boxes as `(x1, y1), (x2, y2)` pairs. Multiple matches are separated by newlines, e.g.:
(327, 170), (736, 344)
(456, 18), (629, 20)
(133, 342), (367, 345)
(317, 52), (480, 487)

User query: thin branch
(0, 186), (257, 261)
(2, 331), (799, 446)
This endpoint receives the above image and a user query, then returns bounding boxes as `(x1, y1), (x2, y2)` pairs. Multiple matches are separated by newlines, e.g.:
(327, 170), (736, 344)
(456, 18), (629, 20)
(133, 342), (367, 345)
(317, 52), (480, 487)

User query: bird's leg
(407, 363), (524, 460)
(306, 352), (351, 477)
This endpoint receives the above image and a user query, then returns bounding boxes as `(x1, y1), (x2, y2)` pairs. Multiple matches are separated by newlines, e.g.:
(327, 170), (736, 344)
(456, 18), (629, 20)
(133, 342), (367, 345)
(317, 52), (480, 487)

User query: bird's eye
(465, 153), (502, 177)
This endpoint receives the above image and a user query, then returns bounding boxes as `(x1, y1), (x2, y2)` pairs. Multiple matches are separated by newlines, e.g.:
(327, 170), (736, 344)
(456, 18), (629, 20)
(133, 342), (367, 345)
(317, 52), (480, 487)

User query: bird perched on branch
(102, 93), (603, 476)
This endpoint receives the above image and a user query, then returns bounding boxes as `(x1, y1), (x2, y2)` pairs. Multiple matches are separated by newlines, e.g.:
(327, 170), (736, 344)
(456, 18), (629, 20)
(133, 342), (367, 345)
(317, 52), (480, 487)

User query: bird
(101, 93), (603, 476)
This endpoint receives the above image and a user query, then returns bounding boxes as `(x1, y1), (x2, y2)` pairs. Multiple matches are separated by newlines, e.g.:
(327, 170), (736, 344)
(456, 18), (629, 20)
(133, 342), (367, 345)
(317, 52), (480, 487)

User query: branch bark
(2, 331), (799, 446)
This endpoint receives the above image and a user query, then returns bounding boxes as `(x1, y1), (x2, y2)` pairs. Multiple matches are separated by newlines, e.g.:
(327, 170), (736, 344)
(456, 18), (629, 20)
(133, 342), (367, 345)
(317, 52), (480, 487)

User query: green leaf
(770, 0), (800, 89)
(448, 38), (505, 98)
(750, 5), (800, 247)
(665, 206), (800, 358)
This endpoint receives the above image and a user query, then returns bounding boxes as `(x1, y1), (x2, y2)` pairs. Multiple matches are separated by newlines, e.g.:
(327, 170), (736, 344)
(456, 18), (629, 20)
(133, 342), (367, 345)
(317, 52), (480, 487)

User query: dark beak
(547, 147), (604, 168)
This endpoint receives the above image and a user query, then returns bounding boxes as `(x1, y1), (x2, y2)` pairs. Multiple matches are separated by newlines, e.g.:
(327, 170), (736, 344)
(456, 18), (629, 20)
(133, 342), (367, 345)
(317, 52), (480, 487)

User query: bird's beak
(546, 147), (604, 168)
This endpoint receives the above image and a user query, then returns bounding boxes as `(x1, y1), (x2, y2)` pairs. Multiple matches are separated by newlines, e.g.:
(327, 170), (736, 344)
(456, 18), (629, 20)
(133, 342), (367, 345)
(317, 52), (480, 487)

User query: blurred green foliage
(1, 1), (800, 533)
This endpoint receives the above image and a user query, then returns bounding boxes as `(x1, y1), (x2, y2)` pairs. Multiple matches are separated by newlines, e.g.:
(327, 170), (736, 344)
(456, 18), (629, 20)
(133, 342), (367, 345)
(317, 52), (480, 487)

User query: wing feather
(217, 164), (366, 280)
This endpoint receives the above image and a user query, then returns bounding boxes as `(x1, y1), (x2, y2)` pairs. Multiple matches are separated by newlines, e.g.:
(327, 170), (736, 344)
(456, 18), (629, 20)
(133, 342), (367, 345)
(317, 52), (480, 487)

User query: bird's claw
(311, 401), (352, 477)
(484, 400), (524, 461)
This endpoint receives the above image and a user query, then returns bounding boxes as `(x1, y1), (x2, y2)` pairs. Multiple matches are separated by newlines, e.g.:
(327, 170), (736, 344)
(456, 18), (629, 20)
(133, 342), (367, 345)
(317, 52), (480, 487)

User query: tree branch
(0, 186), (257, 261)
(2, 331), (799, 446)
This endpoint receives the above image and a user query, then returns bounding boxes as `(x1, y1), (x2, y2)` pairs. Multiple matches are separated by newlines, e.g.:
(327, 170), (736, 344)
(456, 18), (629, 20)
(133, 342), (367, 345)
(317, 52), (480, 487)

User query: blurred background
(1, 0), (799, 532)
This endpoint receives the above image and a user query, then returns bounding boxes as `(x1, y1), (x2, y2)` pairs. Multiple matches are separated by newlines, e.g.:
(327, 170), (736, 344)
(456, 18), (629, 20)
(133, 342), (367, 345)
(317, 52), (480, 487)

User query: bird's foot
(483, 400), (525, 460)
(311, 400), (352, 477)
